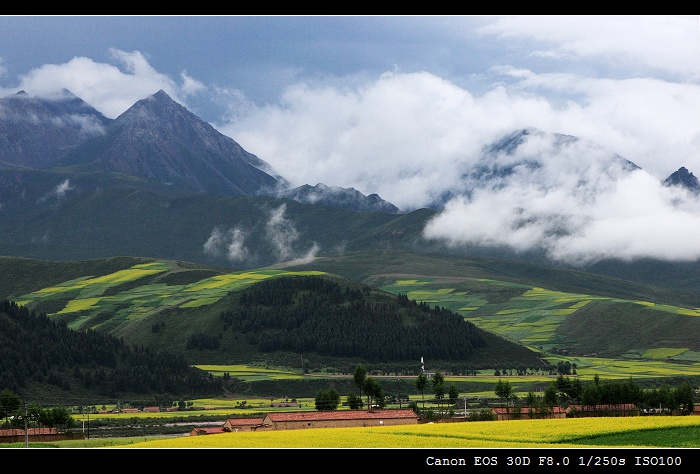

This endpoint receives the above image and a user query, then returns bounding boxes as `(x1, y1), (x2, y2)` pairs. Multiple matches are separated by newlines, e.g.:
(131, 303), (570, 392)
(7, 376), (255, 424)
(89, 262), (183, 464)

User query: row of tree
(313, 365), (696, 418)
(0, 389), (75, 430)
(494, 375), (695, 413)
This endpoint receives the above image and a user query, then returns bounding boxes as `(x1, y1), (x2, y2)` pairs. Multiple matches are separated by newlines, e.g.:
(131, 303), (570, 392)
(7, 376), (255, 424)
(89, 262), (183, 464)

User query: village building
(566, 404), (640, 417)
(255, 408), (420, 431)
(492, 406), (566, 421)
(222, 417), (265, 432)
(190, 426), (226, 436)
(0, 427), (83, 443)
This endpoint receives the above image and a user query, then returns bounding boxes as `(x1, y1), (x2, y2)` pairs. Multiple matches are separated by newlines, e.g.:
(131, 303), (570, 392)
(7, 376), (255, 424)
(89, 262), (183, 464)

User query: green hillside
(4, 252), (700, 404)
(4, 251), (700, 369)
(282, 250), (700, 367)
(0, 256), (546, 373)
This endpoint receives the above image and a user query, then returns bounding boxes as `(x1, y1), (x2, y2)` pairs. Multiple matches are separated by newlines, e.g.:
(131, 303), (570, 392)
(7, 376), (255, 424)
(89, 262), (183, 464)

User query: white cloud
(223, 68), (700, 210)
(266, 204), (301, 261)
(4, 49), (203, 118)
(476, 15), (700, 80)
(422, 132), (700, 266)
(203, 227), (250, 263)
(202, 205), (319, 264)
(37, 179), (75, 203)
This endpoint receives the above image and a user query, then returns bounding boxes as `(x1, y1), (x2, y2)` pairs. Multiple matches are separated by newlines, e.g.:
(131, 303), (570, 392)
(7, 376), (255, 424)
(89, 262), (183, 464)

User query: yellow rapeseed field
(114, 416), (700, 449)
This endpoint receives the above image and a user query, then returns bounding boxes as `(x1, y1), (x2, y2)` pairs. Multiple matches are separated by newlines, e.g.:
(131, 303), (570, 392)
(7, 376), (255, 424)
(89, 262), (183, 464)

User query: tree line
(494, 374), (695, 414)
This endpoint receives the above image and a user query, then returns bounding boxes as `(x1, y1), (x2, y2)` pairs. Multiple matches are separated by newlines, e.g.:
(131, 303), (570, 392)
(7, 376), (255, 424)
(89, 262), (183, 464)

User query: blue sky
(3, 15), (700, 264)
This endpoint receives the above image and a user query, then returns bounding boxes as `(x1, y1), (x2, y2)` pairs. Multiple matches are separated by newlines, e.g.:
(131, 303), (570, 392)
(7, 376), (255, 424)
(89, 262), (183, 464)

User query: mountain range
(2, 88), (700, 295)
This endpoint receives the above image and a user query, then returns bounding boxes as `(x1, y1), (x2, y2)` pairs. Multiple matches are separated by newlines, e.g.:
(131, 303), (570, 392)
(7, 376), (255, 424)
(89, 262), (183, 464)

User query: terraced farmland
(378, 275), (700, 376)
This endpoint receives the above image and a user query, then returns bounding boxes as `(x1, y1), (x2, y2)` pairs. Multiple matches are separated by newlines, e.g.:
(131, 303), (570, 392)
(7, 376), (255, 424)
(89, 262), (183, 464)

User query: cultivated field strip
(115, 416), (700, 448)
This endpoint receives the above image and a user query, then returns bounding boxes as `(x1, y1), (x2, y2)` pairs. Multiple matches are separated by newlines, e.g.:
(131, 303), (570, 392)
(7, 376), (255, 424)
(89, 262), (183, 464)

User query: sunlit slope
(1, 257), (325, 358)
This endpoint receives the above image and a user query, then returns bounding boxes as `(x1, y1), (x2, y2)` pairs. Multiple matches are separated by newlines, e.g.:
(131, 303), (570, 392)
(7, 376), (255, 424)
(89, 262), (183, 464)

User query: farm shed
(223, 417), (265, 432)
(492, 406), (566, 421)
(256, 408), (420, 431)
(190, 427), (226, 436)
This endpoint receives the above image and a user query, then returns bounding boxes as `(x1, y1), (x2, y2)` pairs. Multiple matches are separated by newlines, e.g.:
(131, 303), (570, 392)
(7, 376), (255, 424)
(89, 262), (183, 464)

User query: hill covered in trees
(213, 275), (547, 372)
(0, 300), (223, 405)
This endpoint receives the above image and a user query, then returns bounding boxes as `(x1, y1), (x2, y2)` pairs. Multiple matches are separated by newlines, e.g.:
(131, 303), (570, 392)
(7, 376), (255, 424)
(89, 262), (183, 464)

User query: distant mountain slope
(428, 127), (643, 209)
(273, 183), (401, 213)
(0, 89), (403, 212)
(0, 173), (421, 268)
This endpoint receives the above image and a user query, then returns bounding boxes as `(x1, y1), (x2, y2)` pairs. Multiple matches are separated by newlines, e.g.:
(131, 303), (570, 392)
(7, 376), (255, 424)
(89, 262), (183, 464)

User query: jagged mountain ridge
(0, 89), (399, 211)
(274, 183), (401, 214)
(2, 89), (695, 213)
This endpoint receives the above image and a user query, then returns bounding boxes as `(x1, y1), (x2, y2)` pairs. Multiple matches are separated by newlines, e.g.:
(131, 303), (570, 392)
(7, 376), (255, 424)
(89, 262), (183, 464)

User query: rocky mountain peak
(56, 89), (281, 196)
(664, 166), (700, 193)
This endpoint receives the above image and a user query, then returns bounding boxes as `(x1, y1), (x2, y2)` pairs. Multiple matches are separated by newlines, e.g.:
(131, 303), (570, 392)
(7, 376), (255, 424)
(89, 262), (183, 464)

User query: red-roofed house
(256, 408), (420, 431)
(566, 404), (640, 417)
(0, 427), (57, 437)
(223, 417), (265, 432)
(143, 406), (160, 413)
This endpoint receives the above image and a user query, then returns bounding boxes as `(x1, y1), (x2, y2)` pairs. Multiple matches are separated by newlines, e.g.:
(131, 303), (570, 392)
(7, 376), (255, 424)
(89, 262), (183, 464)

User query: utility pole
(23, 400), (28, 448)
(397, 378), (402, 409)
